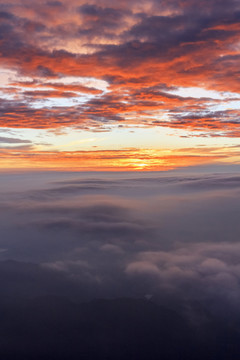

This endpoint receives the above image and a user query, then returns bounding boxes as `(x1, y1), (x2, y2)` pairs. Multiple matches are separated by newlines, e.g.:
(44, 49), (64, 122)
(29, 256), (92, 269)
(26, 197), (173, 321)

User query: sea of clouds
(0, 167), (239, 318)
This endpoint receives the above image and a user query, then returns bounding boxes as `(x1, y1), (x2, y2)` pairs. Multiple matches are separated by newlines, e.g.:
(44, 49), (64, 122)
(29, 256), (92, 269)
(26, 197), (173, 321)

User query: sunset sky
(0, 0), (240, 170)
(1, 2), (240, 357)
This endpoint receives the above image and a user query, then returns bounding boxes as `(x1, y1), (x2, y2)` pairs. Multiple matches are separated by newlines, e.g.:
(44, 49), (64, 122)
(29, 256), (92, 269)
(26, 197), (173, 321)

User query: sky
(0, 0), (240, 170)
(1, 2), (240, 358)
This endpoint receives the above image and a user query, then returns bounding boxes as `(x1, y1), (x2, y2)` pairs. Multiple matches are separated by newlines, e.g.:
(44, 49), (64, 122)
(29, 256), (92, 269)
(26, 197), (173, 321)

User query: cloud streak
(0, 146), (233, 170)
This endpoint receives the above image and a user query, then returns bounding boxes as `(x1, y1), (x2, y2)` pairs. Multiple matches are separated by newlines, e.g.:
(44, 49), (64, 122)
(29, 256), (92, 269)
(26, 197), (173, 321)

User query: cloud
(125, 241), (240, 315)
(126, 261), (161, 276)
(100, 243), (123, 254)
(0, 136), (31, 144)
(0, 170), (239, 310)
(0, 146), (233, 170)
(0, 170), (240, 359)
(0, 0), (239, 136)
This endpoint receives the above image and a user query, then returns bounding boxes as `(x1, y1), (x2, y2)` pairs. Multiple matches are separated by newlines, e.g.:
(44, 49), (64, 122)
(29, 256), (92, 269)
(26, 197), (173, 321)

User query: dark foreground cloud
(0, 168), (240, 358)
(0, 169), (240, 303)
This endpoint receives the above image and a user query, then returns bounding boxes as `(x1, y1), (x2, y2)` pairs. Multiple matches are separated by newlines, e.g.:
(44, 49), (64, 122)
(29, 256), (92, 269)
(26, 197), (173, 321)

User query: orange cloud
(0, 0), (239, 138)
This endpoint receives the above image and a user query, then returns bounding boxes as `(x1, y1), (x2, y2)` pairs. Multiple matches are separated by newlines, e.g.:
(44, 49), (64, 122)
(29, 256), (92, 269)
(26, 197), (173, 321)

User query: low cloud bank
(0, 170), (239, 314)
(0, 169), (240, 358)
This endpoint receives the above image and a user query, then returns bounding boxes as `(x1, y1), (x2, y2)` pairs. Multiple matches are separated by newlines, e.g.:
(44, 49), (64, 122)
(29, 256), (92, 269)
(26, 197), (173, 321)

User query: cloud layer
(0, 169), (240, 315)
(0, 0), (239, 137)
(0, 168), (239, 358)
